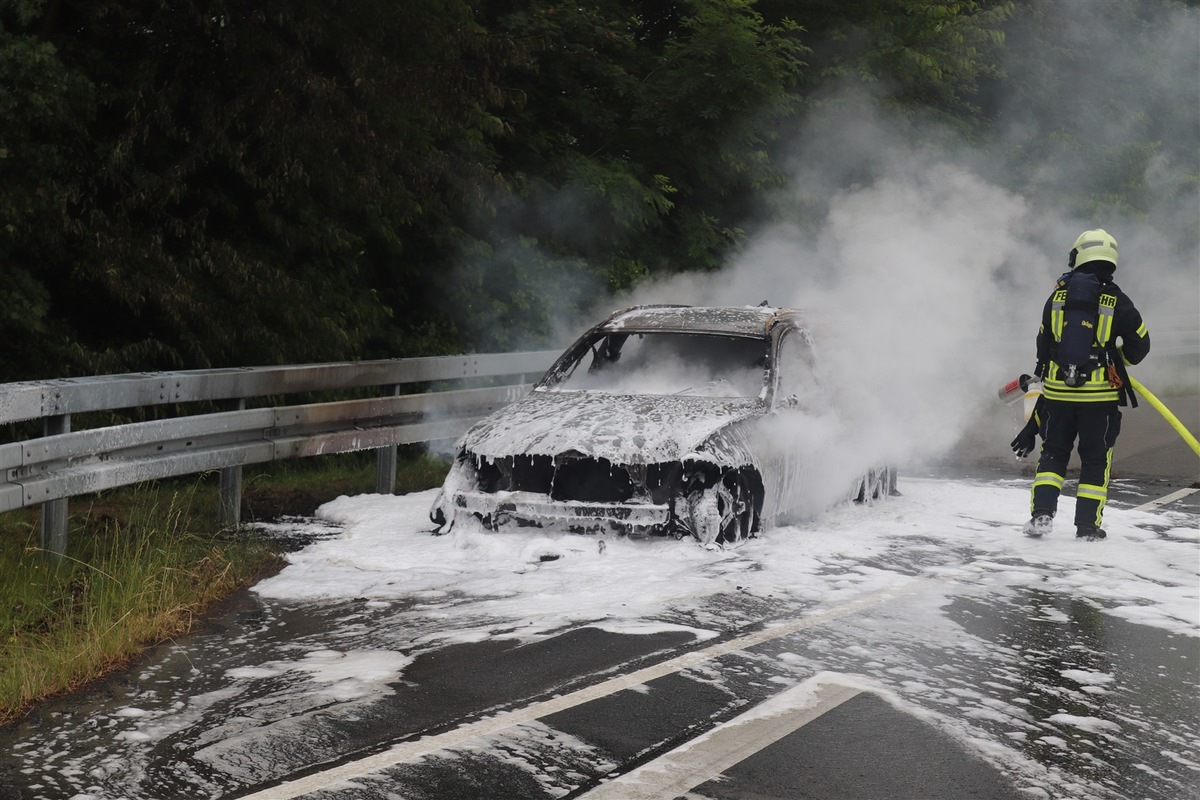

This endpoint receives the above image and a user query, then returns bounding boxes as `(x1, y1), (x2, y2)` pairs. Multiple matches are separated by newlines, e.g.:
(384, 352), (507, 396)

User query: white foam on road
(254, 478), (1199, 640)
(8, 478), (1196, 800)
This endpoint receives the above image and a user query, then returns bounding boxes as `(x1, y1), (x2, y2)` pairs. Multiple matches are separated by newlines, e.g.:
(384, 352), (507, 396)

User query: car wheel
(689, 474), (756, 547)
(855, 467), (895, 504)
(719, 473), (757, 545)
(688, 487), (723, 547)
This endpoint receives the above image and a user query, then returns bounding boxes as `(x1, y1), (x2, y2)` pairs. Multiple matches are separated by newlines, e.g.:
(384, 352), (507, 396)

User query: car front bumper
(449, 489), (672, 530)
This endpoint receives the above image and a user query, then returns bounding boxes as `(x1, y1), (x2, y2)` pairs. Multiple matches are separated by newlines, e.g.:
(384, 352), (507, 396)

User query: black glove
(1010, 417), (1039, 459)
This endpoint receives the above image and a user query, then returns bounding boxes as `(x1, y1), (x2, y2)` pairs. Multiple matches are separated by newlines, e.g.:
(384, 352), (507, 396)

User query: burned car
(429, 305), (894, 545)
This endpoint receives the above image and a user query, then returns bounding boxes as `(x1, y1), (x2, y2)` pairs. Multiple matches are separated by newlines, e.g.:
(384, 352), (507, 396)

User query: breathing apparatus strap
(1094, 292), (1138, 407)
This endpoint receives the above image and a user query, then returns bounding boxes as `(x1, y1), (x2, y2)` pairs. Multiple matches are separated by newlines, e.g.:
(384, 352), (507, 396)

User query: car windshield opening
(550, 332), (768, 398)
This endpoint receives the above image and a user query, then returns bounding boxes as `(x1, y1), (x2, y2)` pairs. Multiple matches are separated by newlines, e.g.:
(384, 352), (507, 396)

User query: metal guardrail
(4, 323), (1194, 557)
(0, 351), (560, 555)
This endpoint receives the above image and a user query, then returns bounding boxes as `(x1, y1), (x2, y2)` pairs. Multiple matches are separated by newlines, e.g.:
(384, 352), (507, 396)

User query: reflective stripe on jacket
(1035, 271), (1150, 404)
(1043, 287), (1119, 401)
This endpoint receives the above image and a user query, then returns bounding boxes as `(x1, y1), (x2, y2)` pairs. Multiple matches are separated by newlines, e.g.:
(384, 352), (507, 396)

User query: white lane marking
(1133, 486), (1199, 512)
(578, 678), (862, 799)
(236, 580), (927, 800)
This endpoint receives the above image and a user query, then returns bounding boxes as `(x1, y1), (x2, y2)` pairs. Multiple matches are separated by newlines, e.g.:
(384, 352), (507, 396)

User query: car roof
(600, 304), (808, 337)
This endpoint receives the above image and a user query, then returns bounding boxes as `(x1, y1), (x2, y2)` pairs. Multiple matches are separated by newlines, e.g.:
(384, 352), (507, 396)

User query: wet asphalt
(0, 397), (1196, 800)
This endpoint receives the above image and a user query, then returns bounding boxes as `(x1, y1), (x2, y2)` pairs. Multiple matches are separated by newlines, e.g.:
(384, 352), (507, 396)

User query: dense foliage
(1, 0), (1195, 380)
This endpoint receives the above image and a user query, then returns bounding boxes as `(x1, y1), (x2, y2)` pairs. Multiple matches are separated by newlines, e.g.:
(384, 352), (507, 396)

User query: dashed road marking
(577, 678), (862, 799)
(234, 580), (927, 800)
(1133, 486), (1199, 512)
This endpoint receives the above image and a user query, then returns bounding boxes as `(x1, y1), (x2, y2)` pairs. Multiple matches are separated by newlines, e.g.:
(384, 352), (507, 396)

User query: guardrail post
(375, 384), (400, 494)
(40, 414), (70, 557)
(218, 399), (245, 529)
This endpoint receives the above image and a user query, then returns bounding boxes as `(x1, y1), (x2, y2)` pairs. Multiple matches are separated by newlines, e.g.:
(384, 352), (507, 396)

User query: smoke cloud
(620, 132), (1044, 498)
(439, 2), (1196, 512)
(611, 2), (1199, 501)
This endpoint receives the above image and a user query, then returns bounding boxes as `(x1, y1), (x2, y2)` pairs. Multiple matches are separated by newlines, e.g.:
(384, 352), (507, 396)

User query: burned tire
(717, 473), (757, 545)
(854, 466), (896, 504)
(685, 471), (759, 547)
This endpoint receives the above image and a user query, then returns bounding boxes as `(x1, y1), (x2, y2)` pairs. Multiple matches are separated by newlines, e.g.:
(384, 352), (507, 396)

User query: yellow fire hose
(1129, 376), (1200, 459)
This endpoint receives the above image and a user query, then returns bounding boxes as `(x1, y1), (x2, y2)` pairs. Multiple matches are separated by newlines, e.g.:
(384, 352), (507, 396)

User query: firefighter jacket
(1034, 268), (1150, 403)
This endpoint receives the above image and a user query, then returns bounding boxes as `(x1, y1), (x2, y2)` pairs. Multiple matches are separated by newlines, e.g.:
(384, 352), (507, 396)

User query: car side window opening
(587, 333), (629, 373)
(776, 329), (819, 408)
(555, 332), (768, 398)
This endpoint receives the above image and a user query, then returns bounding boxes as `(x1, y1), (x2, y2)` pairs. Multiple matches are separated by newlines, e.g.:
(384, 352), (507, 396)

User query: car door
(762, 326), (822, 521)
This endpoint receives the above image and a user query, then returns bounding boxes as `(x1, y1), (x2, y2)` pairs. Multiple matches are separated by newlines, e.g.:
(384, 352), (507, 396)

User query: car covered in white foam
(429, 304), (895, 545)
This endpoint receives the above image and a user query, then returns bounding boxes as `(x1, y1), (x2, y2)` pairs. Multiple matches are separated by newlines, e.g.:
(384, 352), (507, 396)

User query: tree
(8, 0), (1182, 383)
(0, 0), (94, 379)
(760, 0), (1013, 125)
(1, 0), (524, 379)
(446, 0), (807, 349)
(984, 0), (1199, 228)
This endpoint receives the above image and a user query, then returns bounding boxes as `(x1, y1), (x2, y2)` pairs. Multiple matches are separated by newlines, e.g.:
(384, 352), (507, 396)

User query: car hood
(460, 390), (763, 464)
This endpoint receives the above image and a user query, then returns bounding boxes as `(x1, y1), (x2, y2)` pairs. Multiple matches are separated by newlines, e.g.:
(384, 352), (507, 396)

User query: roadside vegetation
(4, 1), (1193, 382)
(0, 449), (451, 727)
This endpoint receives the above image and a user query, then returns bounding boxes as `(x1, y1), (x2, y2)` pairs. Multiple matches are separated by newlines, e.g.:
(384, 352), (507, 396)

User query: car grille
(469, 453), (681, 504)
(552, 457), (634, 502)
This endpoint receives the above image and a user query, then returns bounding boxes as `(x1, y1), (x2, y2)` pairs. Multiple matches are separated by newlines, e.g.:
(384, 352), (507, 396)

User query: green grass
(0, 447), (453, 727)
(0, 485), (280, 725)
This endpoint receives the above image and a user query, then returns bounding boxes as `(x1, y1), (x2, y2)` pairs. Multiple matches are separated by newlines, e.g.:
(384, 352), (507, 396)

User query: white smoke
(620, 144), (1044, 499)
(613, 2), (1200, 498)
(451, 1), (1198, 507)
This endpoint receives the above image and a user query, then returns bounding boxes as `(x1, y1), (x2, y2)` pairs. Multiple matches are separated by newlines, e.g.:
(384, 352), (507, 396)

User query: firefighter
(1022, 229), (1150, 540)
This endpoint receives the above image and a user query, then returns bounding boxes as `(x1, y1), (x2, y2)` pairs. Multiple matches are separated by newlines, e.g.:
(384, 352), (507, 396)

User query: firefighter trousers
(1030, 399), (1122, 528)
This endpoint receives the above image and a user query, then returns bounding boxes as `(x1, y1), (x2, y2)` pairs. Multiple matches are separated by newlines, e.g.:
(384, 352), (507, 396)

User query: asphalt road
(0, 397), (1196, 800)
(1110, 391), (1200, 478)
(246, 394), (1200, 800)
(933, 390), (1199, 487)
(201, 590), (1045, 800)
